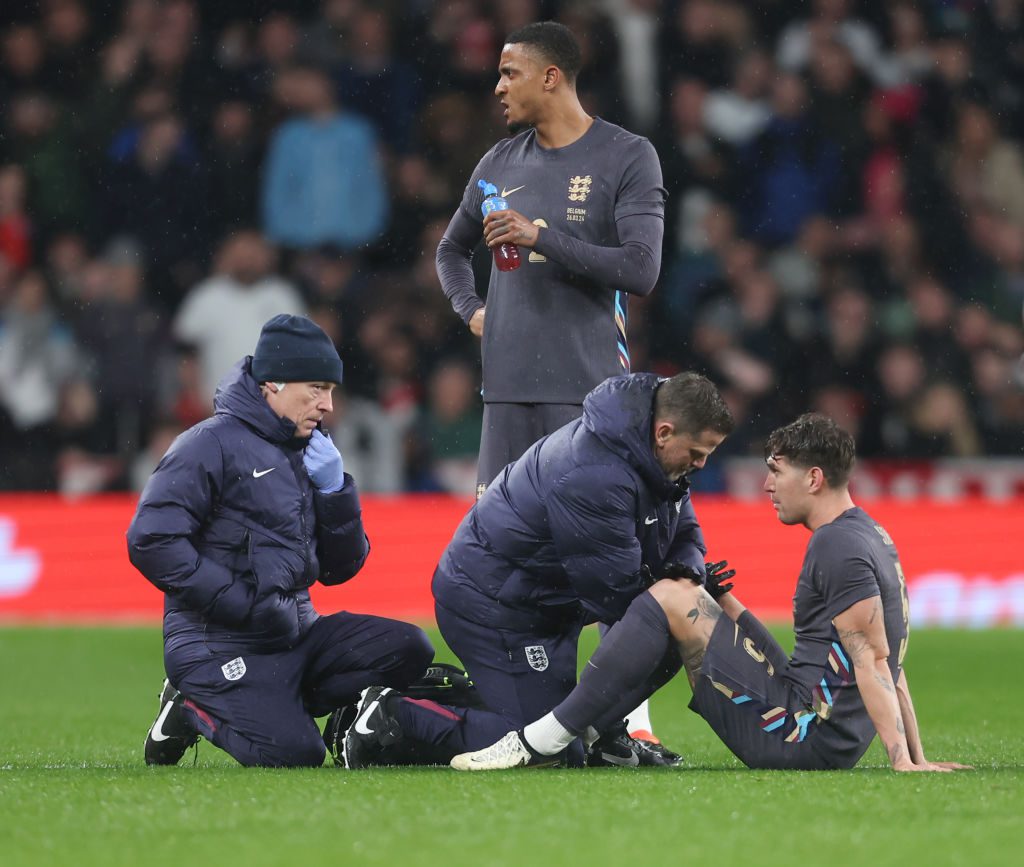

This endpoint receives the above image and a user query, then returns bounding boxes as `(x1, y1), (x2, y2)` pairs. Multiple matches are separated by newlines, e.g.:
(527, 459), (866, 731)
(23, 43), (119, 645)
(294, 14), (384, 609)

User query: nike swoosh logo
(252, 468), (276, 478)
(353, 698), (381, 735)
(501, 185), (526, 197)
(600, 750), (640, 767)
(644, 516), (658, 525)
(149, 701), (174, 742)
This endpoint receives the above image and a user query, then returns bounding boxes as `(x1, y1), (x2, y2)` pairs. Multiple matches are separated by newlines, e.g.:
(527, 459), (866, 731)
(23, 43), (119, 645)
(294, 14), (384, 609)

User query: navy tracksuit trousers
(391, 602), (587, 764)
(167, 611), (432, 767)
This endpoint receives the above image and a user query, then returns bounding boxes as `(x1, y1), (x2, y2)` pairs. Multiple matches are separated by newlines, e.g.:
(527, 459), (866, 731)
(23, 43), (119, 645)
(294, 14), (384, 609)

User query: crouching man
(128, 314), (432, 767)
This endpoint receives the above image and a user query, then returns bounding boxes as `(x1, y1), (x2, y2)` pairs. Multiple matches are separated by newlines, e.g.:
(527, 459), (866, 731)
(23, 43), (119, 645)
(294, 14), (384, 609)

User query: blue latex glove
(303, 429), (345, 493)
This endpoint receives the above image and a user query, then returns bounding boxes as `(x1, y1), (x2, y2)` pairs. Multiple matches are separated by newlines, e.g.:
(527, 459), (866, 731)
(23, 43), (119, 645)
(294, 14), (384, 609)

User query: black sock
(554, 591), (671, 734)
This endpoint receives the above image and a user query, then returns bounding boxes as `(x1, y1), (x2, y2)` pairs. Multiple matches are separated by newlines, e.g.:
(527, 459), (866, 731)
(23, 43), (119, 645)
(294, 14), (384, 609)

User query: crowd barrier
(0, 494), (1021, 627)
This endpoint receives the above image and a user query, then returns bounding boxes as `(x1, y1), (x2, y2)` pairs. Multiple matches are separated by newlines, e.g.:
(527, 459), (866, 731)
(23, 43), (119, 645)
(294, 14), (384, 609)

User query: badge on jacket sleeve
(221, 657), (247, 681)
(525, 645), (549, 672)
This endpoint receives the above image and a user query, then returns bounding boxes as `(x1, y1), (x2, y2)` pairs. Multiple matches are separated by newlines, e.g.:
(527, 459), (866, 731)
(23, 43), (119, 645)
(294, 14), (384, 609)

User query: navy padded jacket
(127, 359), (369, 653)
(433, 373), (707, 630)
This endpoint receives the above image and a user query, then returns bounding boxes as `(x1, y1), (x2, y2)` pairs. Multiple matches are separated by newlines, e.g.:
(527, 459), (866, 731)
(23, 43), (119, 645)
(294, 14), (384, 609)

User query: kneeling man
(128, 314), (432, 767)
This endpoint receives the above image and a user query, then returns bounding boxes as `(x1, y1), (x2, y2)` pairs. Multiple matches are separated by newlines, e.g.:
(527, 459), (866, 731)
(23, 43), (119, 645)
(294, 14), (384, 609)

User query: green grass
(0, 626), (1020, 867)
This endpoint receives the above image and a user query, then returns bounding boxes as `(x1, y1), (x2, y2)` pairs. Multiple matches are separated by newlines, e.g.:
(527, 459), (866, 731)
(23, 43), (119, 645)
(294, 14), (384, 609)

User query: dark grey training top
(786, 507), (911, 767)
(436, 118), (666, 404)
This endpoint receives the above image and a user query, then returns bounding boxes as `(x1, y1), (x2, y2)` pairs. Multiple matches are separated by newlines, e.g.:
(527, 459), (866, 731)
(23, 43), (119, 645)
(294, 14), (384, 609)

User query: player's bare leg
(646, 579), (720, 688)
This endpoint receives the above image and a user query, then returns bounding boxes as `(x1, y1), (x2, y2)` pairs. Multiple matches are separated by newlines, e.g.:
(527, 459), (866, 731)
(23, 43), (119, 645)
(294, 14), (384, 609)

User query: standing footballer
(435, 19), (669, 756)
(437, 20), (666, 493)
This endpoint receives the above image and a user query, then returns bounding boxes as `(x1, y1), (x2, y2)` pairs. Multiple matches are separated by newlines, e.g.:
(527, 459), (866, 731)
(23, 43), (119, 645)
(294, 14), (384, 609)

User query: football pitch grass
(1, 626), (1020, 867)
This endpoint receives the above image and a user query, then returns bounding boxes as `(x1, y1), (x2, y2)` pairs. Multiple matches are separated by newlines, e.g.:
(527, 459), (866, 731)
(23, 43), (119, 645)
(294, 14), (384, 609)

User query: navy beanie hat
(252, 314), (343, 384)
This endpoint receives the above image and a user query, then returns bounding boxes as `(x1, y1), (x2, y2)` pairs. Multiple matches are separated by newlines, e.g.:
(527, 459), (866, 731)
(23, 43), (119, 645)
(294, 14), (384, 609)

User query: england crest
(221, 656), (247, 681)
(525, 645), (549, 672)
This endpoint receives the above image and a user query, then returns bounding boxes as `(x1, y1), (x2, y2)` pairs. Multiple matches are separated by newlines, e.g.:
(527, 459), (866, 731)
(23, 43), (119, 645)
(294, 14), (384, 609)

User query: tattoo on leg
(700, 594), (722, 622)
(685, 594), (723, 627)
(679, 638), (706, 679)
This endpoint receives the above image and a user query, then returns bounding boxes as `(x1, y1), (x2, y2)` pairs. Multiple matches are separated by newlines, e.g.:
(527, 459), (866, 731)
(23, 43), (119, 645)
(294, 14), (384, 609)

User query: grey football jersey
(456, 118), (665, 404)
(785, 507), (911, 765)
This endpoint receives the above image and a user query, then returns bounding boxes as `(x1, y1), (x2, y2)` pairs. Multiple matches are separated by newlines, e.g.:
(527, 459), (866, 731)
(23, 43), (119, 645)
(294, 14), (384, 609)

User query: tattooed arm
(833, 596), (952, 772)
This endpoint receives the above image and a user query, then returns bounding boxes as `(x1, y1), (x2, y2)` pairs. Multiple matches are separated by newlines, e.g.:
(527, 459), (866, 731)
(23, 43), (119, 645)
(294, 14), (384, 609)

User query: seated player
(452, 414), (973, 772)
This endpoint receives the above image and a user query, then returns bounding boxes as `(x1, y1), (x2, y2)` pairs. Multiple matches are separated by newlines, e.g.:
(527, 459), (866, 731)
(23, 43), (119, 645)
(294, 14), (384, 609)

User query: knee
(648, 578), (702, 616)
(382, 624), (434, 686)
(257, 733), (327, 769)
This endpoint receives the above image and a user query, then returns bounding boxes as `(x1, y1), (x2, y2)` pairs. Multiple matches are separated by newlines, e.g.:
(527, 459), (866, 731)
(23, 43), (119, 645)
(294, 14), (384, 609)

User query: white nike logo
(353, 698), (381, 735)
(644, 516), (658, 525)
(149, 701), (174, 742)
(600, 750), (640, 767)
(501, 184), (526, 197)
(252, 468), (276, 478)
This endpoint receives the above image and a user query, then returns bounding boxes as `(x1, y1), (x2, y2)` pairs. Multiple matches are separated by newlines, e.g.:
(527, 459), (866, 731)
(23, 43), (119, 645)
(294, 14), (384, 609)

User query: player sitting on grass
(452, 414), (974, 772)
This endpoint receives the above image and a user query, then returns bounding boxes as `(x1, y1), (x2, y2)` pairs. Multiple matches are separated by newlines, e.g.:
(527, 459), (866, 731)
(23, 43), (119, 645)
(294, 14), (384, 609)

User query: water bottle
(478, 179), (521, 272)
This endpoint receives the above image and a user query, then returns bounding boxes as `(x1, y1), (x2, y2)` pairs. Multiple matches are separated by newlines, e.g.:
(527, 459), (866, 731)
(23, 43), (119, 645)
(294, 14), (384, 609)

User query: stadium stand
(0, 0), (1021, 497)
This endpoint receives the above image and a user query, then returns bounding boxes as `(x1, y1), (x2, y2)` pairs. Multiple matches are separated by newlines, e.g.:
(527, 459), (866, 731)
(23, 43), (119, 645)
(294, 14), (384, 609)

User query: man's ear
(653, 420), (674, 448)
(807, 466), (826, 493)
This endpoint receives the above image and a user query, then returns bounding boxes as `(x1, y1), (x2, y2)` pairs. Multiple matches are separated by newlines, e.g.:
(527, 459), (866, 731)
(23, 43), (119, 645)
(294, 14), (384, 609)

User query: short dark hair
(654, 372), (734, 437)
(765, 413), (856, 488)
(506, 21), (582, 83)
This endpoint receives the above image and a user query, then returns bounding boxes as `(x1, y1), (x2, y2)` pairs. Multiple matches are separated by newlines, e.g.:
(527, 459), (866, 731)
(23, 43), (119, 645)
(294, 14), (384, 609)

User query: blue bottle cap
(477, 179), (498, 197)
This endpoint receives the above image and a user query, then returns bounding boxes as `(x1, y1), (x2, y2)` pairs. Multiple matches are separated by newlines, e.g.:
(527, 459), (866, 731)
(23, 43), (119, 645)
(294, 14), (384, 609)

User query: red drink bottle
(479, 180), (521, 272)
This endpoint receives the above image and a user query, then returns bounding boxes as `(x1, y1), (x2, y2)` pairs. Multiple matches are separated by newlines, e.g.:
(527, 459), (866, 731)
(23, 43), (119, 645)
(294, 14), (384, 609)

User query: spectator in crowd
(333, 6), (421, 155)
(261, 64), (388, 252)
(776, 0), (886, 85)
(703, 48), (773, 148)
(740, 72), (842, 245)
(40, 0), (96, 101)
(173, 230), (305, 402)
(205, 99), (263, 238)
(0, 164), (32, 271)
(408, 358), (483, 495)
(99, 109), (208, 304)
(72, 238), (166, 457)
(0, 269), (80, 489)
(4, 90), (87, 235)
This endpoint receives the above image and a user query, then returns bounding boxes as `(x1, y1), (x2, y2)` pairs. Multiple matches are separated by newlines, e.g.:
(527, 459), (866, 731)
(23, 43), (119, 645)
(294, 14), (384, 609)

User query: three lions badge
(221, 656), (247, 681)
(525, 645), (549, 672)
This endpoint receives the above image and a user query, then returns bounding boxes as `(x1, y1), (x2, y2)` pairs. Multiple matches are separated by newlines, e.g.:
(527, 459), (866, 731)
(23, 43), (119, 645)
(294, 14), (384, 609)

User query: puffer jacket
(433, 373), (706, 630)
(127, 359), (369, 653)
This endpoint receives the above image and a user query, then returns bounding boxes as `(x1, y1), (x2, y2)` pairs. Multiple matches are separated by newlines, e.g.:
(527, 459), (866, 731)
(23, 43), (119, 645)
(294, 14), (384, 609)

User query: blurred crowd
(1, 0), (1023, 496)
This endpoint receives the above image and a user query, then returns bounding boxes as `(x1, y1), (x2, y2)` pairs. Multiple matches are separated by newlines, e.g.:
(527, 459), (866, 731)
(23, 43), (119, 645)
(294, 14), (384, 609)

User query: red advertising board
(0, 494), (1021, 626)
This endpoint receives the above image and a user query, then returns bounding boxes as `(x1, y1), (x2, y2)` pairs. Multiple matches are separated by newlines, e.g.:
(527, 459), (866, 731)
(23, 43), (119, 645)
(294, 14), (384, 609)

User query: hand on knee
(647, 578), (701, 616)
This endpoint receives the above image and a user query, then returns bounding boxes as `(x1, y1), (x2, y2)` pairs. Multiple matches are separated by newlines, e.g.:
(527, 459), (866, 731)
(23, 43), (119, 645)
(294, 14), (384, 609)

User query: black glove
(660, 561), (703, 583)
(637, 564), (656, 588)
(704, 559), (736, 601)
(404, 663), (483, 708)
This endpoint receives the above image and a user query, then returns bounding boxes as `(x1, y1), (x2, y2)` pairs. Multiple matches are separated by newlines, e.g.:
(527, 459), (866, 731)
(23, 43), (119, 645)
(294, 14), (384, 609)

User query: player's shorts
(689, 612), (840, 770)
(477, 402), (582, 493)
